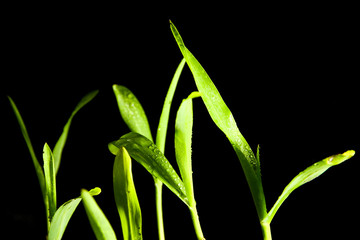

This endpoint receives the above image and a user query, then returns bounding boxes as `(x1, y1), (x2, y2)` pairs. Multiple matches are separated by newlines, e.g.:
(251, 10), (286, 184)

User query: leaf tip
(108, 142), (119, 155)
(327, 150), (355, 165)
(89, 187), (102, 196)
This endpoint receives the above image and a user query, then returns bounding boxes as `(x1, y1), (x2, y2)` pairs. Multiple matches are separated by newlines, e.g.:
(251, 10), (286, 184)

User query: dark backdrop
(2, 3), (359, 239)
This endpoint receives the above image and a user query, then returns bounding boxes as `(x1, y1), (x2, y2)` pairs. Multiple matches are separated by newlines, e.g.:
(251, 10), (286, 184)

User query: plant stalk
(189, 206), (205, 240)
(155, 179), (165, 240)
(260, 221), (272, 240)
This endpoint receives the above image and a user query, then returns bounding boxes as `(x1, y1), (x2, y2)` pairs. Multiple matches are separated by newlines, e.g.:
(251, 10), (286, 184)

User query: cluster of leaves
(9, 91), (102, 239)
(9, 22), (355, 240)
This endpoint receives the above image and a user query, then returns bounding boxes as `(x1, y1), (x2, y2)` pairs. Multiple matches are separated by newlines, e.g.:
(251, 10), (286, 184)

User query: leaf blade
(53, 90), (99, 174)
(48, 187), (101, 240)
(8, 96), (47, 202)
(264, 150), (355, 224)
(43, 143), (57, 222)
(113, 85), (153, 142)
(170, 21), (267, 219)
(113, 147), (142, 240)
(48, 198), (81, 240)
(109, 132), (189, 206)
(81, 189), (117, 240)
(156, 58), (186, 153)
(175, 93), (205, 239)
(174, 93), (199, 204)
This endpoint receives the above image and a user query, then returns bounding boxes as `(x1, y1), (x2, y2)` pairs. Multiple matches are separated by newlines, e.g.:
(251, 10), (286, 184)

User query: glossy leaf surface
(264, 150), (355, 224)
(170, 21), (267, 219)
(174, 92), (200, 205)
(113, 85), (153, 142)
(109, 132), (189, 206)
(82, 189), (117, 240)
(113, 147), (142, 240)
(48, 187), (101, 240)
(175, 92), (205, 240)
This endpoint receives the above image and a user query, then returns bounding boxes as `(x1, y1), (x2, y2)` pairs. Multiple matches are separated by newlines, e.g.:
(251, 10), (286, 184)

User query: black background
(2, 2), (359, 239)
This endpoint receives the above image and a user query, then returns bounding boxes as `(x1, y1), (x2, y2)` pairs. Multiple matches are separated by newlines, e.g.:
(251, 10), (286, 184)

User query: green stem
(155, 179), (165, 240)
(189, 206), (205, 240)
(260, 221), (272, 240)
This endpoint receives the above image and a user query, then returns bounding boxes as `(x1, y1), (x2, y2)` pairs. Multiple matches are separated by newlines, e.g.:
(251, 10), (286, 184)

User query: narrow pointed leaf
(43, 143), (57, 222)
(175, 92), (200, 205)
(264, 150), (355, 224)
(170, 21), (267, 219)
(175, 93), (205, 239)
(8, 96), (46, 203)
(81, 189), (117, 240)
(113, 147), (142, 240)
(113, 85), (153, 142)
(53, 90), (99, 174)
(48, 187), (101, 240)
(156, 58), (186, 153)
(109, 132), (189, 206)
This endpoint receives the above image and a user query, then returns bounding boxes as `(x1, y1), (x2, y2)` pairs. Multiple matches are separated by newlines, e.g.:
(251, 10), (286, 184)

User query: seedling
(169, 21), (355, 239)
(9, 22), (355, 240)
(9, 91), (100, 239)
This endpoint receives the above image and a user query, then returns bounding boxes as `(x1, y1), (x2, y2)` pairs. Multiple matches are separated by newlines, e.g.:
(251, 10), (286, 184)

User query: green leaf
(113, 85), (153, 142)
(175, 92), (200, 205)
(154, 58), (186, 239)
(43, 143), (57, 223)
(49, 198), (82, 240)
(48, 187), (101, 240)
(109, 132), (189, 206)
(175, 92), (205, 240)
(263, 150), (355, 224)
(81, 189), (117, 240)
(156, 58), (186, 153)
(170, 21), (267, 219)
(53, 90), (99, 174)
(8, 96), (47, 203)
(113, 147), (142, 240)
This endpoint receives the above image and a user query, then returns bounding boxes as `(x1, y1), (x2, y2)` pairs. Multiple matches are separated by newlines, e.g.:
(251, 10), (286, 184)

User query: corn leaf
(109, 132), (189, 206)
(175, 92), (205, 239)
(170, 21), (267, 219)
(156, 58), (186, 153)
(8, 96), (47, 203)
(81, 189), (117, 240)
(48, 187), (101, 240)
(174, 92), (200, 205)
(53, 90), (99, 174)
(113, 147), (142, 240)
(263, 150), (355, 224)
(113, 85), (153, 142)
(43, 143), (57, 223)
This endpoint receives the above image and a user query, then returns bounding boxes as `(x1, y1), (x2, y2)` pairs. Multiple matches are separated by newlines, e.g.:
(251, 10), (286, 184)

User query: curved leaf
(170, 21), (267, 220)
(53, 90), (99, 174)
(113, 85), (153, 142)
(48, 187), (101, 240)
(113, 147), (142, 240)
(175, 92), (205, 240)
(81, 189), (117, 240)
(174, 92), (200, 204)
(109, 132), (189, 206)
(156, 58), (186, 153)
(8, 96), (46, 203)
(263, 150), (355, 224)
(49, 198), (81, 240)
